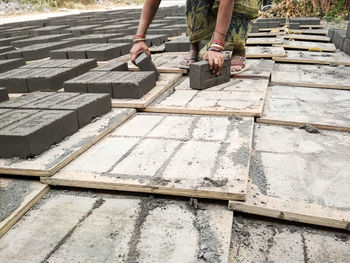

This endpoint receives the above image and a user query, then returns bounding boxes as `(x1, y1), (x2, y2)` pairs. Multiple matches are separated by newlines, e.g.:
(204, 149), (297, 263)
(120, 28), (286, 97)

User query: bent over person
(131, 0), (258, 75)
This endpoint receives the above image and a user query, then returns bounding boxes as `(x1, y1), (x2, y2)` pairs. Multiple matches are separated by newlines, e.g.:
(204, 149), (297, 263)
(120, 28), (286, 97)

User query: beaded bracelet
(208, 47), (223, 53)
(133, 34), (146, 43)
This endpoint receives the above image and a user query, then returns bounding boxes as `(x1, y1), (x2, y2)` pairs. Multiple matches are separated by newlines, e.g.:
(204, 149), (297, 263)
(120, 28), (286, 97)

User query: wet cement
(248, 152), (268, 195)
(232, 144), (251, 167)
(0, 179), (32, 222)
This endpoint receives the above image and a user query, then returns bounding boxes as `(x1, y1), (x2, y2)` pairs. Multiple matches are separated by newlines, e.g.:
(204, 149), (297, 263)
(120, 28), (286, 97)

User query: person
(130, 0), (258, 76)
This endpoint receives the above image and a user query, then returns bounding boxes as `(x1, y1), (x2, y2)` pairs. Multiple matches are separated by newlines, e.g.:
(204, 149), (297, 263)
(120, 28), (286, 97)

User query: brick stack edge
(328, 22), (350, 55)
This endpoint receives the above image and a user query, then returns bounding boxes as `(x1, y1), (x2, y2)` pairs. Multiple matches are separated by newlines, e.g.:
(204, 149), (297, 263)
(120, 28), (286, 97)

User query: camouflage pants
(186, 0), (252, 57)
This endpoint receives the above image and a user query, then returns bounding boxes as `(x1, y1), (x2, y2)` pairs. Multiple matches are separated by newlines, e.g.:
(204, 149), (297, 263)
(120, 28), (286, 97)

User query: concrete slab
(229, 123), (350, 230)
(42, 113), (254, 201)
(0, 190), (233, 263)
(258, 85), (350, 132)
(281, 40), (336, 52)
(0, 108), (135, 176)
(144, 77), (269, 117)
(229, 214), (350, 262)
(0, 178), (49, 238)
(246, 46), (286, 58)
(246, 37), (284, 45)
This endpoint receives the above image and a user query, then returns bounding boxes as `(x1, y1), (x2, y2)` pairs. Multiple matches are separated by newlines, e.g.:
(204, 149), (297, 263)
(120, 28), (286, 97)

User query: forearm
(137, 0), (162, 35)
(213, 0), (234, 42)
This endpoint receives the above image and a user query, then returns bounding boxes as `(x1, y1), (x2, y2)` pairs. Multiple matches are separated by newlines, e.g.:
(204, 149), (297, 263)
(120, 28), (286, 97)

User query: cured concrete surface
(0, 189), (233, 263)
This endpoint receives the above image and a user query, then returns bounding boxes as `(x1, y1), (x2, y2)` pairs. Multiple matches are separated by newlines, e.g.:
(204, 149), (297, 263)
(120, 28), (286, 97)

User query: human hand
(130, 41), (151, 63)
(203, 50), (225, 76)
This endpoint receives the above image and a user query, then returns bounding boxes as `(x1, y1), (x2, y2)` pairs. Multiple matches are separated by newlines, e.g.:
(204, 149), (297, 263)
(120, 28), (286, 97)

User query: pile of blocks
(328, 22), (350, 55)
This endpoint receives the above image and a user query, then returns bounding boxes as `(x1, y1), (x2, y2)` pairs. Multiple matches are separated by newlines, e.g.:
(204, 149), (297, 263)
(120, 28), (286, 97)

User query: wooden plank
(246, 46), (286, 58)
(0, 178), (49, 238)
(248, 32), (285, 38)
(246, 37), (284, 45)
(280, 40), (336, 52)
(143, 77), (269, 117)
(283, 33), (330, 42)
(111, 73), (182, 108)
(42, 113), (254, 201)
(149, 43), (165, 53)
(0, 108), (136, 177)
(258, 85), (350, 132)
(259, 27), (284, 32)
(271, 71), (350, 90)
(0, 190), (233, 263)
(127, 52), (188, 73)
(233, 59), (274, 79)
(273, 50), (350, 66)
(299, 24), (323, 29)
(229, 124), (350, 230)
(289, 29), (328, 36)
(229, 213), (350, 262)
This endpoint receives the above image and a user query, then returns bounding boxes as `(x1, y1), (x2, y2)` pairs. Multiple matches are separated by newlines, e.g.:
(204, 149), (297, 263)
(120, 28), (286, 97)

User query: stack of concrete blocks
(0, 87), (9, 102)
(288, 17), (321, 29)
(328, 23), (350, 54)
(250, 17), (286, 33)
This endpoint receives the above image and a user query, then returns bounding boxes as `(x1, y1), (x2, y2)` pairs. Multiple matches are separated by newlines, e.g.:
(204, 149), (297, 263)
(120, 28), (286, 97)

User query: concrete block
(333, 30), (346, 49)
(134, 52), (159, 80)
(86, 43), (125, 61)
(165, 38), (190, 52)
(0, 58), (26, 74)
(0, 68), (31, 93)
(27, 68), (74, 92)
(346, 22), (350, 39)
(0, 109), (78, 158)
(189, 58), (230, 90)
(49, 93), (112, 127)
(86, 73), (114, 95)
(19, 92), (79, 110)
(0, 92), (53, 109)
(91, 61), (128, 71)
(328, 28), (337, 41)
(342, 38), (350, 55)
(0, 87), (9, 103)
(11, 33), (73, 48)
(0, 46), (15, 53)
(250, 24), (260, 33)
(289, 22), (300, 30)
(111, 71), (156, 99)
(64, 72), (108, 93)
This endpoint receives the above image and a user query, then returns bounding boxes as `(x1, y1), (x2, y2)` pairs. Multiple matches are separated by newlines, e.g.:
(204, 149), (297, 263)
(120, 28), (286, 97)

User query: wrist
(133, 34), (146, 43)
(208, 39), (226, 53)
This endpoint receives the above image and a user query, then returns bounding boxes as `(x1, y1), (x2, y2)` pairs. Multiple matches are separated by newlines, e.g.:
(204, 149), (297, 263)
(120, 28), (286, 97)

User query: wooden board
(246, 37), (284, 45)
(143, 77), (270, 117)
(248, 32), (285, 38)
(299, 24), (323, 29)
(111, 73), (182, 108)
(271, 71), (350, 90)
(283, 33), (330, 42)
(229, 213), (350, 262)
(233, 59), (274, 79)
(273, 50), (350, 66)
(0, 178), (49, 238)
(0, 190), (233, 262)
(289, 29), (328, 36)
(42, 113), (254, 201)
(127, 52), (188, 73)
(0, 108), (135, 177)
(258, 85), (350, 132)
(259, 28), (284, 32)
(149, 44), (165, 53)
(246, 46), (286, 58)
(280, 40), (336, 52)
(229, 124), (350, 230)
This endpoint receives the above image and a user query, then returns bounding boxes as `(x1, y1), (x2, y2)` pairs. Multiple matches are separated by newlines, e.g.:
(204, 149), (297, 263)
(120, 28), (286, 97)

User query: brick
(0, 46), (15, 53)
(0, 92), (53, 109)
(0, 109), (78, 158)
(347, 22), (350, 38)
(64, 71), (108, 93)
(30, 25), (70, 36)
(342, 38), (350, 55)
(189, 58), (230, 90)
(86, 72), (114, 95)
(111, 71), (156, 99)
(0, 68), (32, 93)
(20, 41), (73, 60)
(0, 58), (25, 73)
(328, 28), (337, 41)
(11, 34), (73, 48)
(91, 61), (128, 71)
(19, 92), (79, 109)
(48, 93), (111, 127)
(289, 23), (300, 30)
(86, 43), (128, 61)
(165, 38), (190, 52)
(134, 52), (159, 80)
(0, 36), (29, 46)
(66, 33), (123, 44)
(250, 24), (260, 33)
(0, 87), (9, 103)
(333, 30), (346, 49)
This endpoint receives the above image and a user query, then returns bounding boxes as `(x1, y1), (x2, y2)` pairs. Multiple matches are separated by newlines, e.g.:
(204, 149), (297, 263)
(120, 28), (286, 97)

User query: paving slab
(43, 113), (254, 201)
(0, 190), (233, 263)
(0, 108), (135, 176)
(229, 123), (350, 230)
(273, 50), (350, 65)
(0, 178), (49, 238)
(229, 214), (350, 262)
(258, 85), (350, 132)
(144, 77), (269, 117)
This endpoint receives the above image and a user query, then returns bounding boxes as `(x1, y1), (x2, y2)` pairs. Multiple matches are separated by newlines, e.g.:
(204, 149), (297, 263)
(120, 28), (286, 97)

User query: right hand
(130, 41), (151, 63)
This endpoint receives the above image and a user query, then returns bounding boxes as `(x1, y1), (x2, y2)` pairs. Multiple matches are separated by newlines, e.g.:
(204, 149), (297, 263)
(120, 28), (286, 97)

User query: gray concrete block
(0, 68), (32, 93)
(333, 30), (346, 49)
(91, 61), (128, 71)
(0, 109), (78, 158)
(189, 58), (230, 90)
(342, 38), (350, 55)
(0, 87), (9, 103)
(64, 71), (108, 93)
(111, 71), (156, 99)
(347, 22), (350, 39)
(49, 93), (111, 127)
(250, 24), (260, 33)
(328, 28), (337, 41)
(0, 92), (54, 109)
(165, 38), (190, 52)
(0, 58), (26, 74)
(134, 51), (159, 80)
(289, 22), (300, 30)
(19, 92), (79, 110)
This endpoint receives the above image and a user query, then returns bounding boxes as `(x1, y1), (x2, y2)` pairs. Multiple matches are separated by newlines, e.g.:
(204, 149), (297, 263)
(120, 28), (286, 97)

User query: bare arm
(130, 0), (161, 62)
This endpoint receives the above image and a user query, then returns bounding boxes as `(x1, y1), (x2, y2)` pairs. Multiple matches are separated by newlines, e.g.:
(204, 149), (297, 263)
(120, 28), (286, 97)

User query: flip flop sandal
(230, 56), (249, 76)
(179, 55), (198, 69)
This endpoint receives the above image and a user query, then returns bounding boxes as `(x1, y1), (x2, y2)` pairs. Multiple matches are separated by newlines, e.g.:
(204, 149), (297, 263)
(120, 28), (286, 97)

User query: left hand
(203, 50), (225, 75)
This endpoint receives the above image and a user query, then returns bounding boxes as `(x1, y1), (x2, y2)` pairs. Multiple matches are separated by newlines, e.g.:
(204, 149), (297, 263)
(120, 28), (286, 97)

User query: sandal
(230, 56), (250, 76)
(179, 52), (198, 69)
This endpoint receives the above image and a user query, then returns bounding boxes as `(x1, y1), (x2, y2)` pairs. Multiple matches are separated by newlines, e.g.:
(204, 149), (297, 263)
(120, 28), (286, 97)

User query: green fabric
(186, 0), (254, 57)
